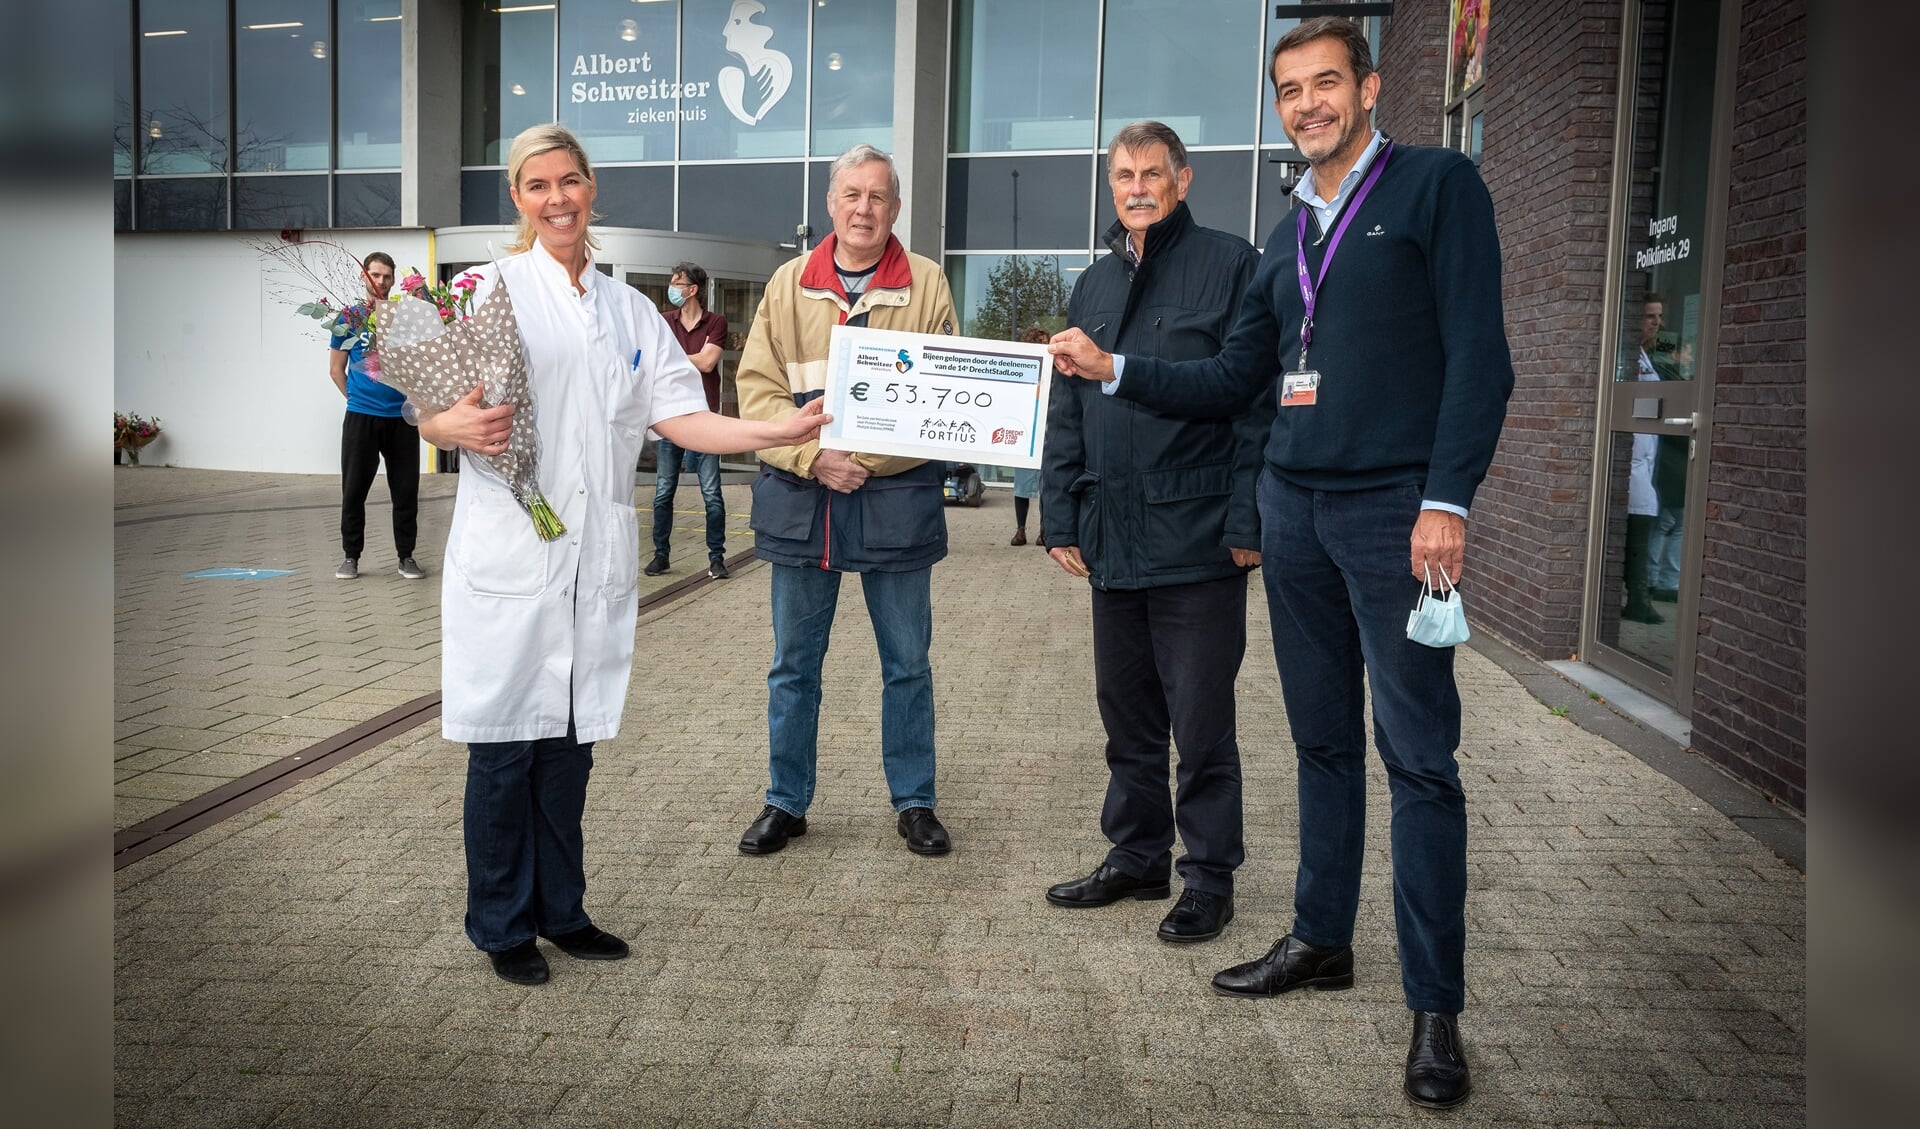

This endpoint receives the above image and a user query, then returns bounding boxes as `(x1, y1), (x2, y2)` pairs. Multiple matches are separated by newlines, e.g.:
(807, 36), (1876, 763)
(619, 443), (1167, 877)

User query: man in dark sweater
(1039, 121), (1273, 946)
(1049, 17), (1514, 1111)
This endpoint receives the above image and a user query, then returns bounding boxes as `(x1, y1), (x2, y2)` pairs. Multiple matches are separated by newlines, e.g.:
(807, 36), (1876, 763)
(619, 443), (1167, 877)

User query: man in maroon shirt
(647, 261), (733, 579)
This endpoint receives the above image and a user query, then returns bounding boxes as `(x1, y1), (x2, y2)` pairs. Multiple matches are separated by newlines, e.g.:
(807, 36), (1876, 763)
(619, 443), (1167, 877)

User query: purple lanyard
(1294, 142), (1395, 368)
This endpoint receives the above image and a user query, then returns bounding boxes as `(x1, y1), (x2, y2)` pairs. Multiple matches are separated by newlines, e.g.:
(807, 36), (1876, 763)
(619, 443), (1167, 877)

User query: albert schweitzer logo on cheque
(992, 427), (1024, 446)
(895, 349), (914, 374)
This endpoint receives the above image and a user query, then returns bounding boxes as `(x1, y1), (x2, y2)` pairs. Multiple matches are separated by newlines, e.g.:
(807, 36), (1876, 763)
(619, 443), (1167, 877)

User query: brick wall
(1692, 0), (1806, 811)
(1379, 1), (1622, 660)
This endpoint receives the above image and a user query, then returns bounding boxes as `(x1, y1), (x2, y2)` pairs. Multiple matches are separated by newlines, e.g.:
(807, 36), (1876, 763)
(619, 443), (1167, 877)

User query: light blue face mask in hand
(1407, 563), (1471, 649)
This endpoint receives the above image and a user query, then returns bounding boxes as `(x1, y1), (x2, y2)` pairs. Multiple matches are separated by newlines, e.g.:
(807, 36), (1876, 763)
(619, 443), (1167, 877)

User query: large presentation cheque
(819, 324), (1052, 470)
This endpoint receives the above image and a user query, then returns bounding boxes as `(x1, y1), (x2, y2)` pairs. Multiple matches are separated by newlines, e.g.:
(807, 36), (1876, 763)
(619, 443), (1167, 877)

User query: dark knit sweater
(1112, 142), (1514, 510)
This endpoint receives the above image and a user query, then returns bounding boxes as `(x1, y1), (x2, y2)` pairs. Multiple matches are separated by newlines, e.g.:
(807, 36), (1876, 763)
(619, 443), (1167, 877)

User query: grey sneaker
(335, 557), (359, 580)
(708, 555), (731, 580)
(397, 557), (427, 580)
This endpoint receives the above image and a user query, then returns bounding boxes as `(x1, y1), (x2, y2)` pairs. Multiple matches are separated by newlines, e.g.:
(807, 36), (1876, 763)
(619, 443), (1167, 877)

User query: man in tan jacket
(733, 143), (959, 859)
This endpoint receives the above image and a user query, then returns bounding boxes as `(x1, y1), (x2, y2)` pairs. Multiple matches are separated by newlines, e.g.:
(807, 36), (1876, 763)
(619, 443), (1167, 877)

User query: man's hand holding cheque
(1047, 328), (1116, 382)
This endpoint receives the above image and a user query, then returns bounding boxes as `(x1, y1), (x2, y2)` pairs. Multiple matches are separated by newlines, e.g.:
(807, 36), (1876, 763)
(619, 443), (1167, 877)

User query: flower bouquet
(115, 412), (162, 464)
(372, 274), (567, 541)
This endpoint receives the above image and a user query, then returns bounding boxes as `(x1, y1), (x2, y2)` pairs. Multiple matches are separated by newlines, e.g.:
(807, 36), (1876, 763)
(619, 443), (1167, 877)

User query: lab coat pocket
(604, 503), (640, 601)
(456, 491), (549, 599)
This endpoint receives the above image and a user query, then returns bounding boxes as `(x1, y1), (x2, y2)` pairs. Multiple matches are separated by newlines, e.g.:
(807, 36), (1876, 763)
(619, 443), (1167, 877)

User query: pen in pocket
(631, 348), (643, 370)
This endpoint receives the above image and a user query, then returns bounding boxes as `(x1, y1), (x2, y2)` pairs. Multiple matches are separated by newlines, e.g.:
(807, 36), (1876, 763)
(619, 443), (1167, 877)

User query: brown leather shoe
(1010, 529), (1027, 546)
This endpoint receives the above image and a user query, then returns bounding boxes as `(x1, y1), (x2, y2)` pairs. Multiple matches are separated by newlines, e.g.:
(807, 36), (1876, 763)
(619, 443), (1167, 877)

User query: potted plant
(115, 412), (163, 465)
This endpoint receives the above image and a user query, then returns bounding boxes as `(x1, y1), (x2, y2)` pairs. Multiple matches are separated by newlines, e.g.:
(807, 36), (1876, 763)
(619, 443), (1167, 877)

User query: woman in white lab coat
(419, 124), (827, 986)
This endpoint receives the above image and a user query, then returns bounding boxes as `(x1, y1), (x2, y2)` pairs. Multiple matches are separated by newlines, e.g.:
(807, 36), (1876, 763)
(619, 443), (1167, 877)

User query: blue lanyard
(1294, 142), (1395, 369)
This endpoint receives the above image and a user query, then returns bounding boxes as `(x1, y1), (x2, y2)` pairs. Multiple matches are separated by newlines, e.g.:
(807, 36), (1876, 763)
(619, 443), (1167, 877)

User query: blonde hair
(505, 124), (602, 255)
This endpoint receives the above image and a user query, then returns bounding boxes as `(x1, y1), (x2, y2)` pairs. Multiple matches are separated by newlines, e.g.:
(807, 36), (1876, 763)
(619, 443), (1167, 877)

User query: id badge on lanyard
(1286, 142), (1395, 408)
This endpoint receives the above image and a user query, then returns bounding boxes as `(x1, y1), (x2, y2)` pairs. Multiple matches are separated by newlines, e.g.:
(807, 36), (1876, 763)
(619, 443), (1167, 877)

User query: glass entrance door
(1586, 0), (1735, 706)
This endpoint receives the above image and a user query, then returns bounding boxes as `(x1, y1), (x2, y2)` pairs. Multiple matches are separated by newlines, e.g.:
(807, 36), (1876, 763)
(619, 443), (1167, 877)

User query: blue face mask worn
(668, 285), (690, 308)
(1407, 564), (1471, 649)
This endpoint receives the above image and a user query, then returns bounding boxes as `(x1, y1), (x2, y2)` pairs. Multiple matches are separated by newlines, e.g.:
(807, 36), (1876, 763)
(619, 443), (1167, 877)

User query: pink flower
(401, 272), (426, 293)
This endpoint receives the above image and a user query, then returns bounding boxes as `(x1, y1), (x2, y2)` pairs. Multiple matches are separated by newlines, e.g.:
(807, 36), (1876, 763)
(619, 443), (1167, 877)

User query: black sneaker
(643, 553), (669, 576)
(708, 555), (731, 580)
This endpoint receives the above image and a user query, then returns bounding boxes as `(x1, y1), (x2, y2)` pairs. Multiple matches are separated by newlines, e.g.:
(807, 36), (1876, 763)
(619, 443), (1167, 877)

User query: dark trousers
(340, 410), (419, 560)
(463, 720), (594, 952)
(1623, 512), (1656, 613)
(1091, 574), (1248, 896)
(1256, 472), (1467, 1014)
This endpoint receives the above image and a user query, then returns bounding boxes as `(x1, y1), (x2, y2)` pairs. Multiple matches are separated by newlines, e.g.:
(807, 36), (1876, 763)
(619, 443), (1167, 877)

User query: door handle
(1662, 414), (1699, 430)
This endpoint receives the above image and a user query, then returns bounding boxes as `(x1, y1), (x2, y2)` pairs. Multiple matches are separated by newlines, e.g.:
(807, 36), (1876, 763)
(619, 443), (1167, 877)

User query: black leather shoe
(1405, 1011), (1472, 1108)
(1045, 863), (1172, 908)
(544, 925), (629, 961)
(487, 940), (549, 986)
(739, 804), (806, 854)
(896, 807), (951, 856)
(1157, 889), (1234, 943)
(1211, 933), (1355, 997)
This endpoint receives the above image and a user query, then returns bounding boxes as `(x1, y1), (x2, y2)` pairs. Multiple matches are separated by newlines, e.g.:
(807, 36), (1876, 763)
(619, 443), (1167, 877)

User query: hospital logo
(718, 1), (793, 126)
(895, 349), (914, 373)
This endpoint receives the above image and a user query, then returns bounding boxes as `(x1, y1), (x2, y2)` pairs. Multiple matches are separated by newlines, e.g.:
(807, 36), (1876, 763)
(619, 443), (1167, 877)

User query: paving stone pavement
(113, 465), (757, 831)
(114, 472), (1805, 1128)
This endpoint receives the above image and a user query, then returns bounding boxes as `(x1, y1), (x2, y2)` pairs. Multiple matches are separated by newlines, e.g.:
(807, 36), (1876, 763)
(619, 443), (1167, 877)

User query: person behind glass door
(1623, 293), (1679, 623)
(1047, 18), (1516, 1110)
(1009, 324), (1051, 547)
(646, 261), (733, 580)
(416, 124), (829, 987)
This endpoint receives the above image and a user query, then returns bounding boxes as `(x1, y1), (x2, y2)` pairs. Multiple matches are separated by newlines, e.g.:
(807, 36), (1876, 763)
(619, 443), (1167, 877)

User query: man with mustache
(1039, 121), (1271, 948)
(1048, 17), (1515, 1110)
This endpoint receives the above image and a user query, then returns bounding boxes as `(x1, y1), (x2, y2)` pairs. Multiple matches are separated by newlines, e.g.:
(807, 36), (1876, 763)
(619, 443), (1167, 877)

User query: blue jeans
(463, 720), (594, 952)
(1648, 504), (1683, 591)
(652, 438), (726, 559)
(766, 564), (936, 816)
(1256, 472), (1467, 1015)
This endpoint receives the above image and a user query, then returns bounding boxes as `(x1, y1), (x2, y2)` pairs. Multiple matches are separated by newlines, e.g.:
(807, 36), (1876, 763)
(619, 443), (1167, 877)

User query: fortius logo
(991, 427), (1025, 446)
(919, 419), (978, 445)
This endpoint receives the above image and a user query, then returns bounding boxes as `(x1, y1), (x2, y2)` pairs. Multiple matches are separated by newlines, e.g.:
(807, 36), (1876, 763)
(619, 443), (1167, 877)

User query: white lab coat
(439, 246), (707, 744)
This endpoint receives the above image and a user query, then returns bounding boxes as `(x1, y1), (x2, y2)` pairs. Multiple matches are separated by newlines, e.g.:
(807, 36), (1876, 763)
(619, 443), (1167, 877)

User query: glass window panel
(335, 172), (401, 227)
(945, 253), (1078, 342)
(945, 155), (1094, 252)
(137, 177), (227, 230)
(1178, 150), (1254, 245)
(559, 0), (680, 164)
(1255, 151), (1301, 248)
(803, 158), (833, 246)
(338, 0), (403, 169)
(678, 0), (809, 160)
(810, 0), (894, 155)
(461, 168), (514, 226)
(234, 0), (332, 172)
(952, 0), (1097, 152)
(678, 162), (804, 245)
(591, 165), (674, 231)
(1101, 0), (1262, 148)
(115, 0), (134, 175)
(116, 180), (133, 232)
(1612, 0), (1719, 384)
(1595, 429), (1685, 675)
(1259, 13), (1301, 147)
(234, 174), (330, 229)
(462, 2), (557, 166)
(140, 0), (230, 174)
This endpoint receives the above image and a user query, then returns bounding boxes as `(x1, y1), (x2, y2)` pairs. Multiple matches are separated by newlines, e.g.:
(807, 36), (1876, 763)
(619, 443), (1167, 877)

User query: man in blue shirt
(329, 251), (424, 581)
